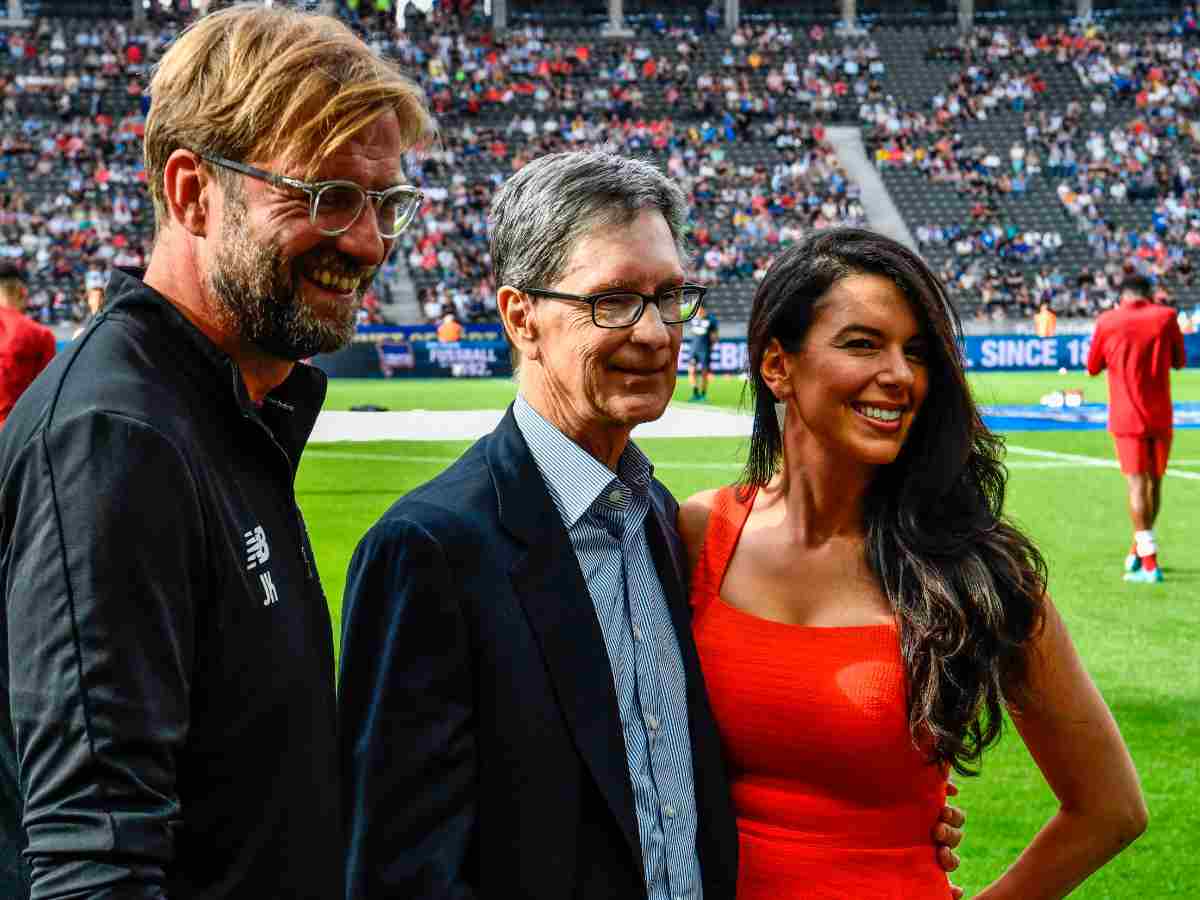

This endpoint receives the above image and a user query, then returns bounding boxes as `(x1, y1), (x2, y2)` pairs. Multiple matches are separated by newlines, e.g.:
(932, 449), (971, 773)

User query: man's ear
(760, 337), (793, 401)
(161, 149), (209, 238)
(498, 285), (541, 363)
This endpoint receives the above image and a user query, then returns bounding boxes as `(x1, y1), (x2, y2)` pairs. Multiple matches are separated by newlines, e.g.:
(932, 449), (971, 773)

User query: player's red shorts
(1113, 433), (1173, 477)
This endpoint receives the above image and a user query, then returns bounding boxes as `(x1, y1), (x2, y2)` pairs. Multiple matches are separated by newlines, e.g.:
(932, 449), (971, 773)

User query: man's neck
(518, 386), (631, 472)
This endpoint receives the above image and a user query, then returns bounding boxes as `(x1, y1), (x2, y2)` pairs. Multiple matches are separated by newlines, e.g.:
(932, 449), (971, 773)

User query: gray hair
(488, 147), (690, 291)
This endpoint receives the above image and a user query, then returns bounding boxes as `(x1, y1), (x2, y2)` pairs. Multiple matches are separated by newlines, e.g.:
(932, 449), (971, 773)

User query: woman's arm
(975, 597), (1148, 899)
(676, 488), (720, 577)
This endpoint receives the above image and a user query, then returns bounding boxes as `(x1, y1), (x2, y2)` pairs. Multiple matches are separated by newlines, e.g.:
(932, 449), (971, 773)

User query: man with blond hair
(0, 6), (432, 898)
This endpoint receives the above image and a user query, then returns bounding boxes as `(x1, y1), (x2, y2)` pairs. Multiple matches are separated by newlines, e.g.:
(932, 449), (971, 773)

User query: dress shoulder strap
(690, 483), (758, 617)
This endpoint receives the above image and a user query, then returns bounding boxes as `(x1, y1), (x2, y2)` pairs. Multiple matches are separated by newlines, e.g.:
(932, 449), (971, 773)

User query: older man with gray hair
(338, 149), (964, 900)
(340, 147), (737, 900)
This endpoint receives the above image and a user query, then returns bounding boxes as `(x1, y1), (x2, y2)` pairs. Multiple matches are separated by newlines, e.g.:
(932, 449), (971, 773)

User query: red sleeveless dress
(691, 486), (952, 899)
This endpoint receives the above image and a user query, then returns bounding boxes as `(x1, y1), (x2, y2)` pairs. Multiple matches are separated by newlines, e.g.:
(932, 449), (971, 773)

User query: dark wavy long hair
(741, 228), (1047, 776)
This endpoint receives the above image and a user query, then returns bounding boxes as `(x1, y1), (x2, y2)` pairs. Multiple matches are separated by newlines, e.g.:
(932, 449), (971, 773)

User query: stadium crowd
(387, 16), (875, 324)
(1, 5), (1200, 328)
(873, 12), (1200, 317)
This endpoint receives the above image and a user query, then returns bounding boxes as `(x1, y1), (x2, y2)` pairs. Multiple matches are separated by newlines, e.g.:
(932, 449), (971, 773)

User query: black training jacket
(0, 269), (341, 899)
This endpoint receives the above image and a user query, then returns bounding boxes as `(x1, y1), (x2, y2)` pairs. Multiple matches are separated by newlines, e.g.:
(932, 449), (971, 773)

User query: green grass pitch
(300, 372), (1200, 897)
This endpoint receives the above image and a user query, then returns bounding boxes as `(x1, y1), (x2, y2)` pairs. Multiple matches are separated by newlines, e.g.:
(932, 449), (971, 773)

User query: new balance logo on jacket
(244, 524), (280, 606)
(244, 525), (270, 569)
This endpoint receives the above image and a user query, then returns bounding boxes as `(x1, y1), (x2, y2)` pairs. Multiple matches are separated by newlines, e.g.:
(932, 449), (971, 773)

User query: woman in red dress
(679, 229), (1147, 899)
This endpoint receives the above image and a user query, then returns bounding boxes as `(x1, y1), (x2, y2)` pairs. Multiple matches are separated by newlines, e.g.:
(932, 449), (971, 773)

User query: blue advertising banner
(310, 339), (512, 379)
(677, 340), (749, 374)
(678, 333), (1200, 374)
(311, 328), (1200, 378)
(963, 332), (1200, 371)
(962, 335), (1091, 371)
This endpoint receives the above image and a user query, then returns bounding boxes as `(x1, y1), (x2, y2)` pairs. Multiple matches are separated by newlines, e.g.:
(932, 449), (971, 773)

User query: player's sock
(1135, 529), (1158, 572)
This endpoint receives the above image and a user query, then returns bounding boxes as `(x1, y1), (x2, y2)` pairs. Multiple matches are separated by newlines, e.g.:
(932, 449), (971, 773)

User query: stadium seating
(4, 3), (1200, 329)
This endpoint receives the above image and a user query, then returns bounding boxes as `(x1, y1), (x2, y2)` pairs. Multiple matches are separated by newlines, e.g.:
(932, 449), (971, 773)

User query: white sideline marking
(305, 410), (1200, 482)
(308, 405), (755, 443)
(305, 451), (1138, 474)
(1005, 445), (1200, 481)
(304, 450), (743, 471)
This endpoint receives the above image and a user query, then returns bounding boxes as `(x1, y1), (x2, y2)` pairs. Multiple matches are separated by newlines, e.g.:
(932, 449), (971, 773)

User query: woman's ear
(760, 337), (793, 402)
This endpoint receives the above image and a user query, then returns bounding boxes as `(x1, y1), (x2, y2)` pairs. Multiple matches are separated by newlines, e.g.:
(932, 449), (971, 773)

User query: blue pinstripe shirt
(514, 396), (702, 900)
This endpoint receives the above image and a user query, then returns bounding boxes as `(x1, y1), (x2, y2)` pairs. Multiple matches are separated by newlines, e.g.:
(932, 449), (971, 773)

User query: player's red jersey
(0, 306), (55, 426)
(1086, 297), (1186, 436)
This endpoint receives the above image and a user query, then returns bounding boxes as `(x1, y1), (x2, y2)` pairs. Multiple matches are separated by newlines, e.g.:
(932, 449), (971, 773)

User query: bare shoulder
(677, 488), (722, 570)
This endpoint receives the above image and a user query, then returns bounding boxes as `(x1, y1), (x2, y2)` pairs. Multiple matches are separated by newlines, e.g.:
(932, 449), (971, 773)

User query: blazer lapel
(488, 409), (642, 866)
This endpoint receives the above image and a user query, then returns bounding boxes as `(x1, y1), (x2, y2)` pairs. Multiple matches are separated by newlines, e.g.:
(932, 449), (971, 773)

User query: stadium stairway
(380, 269), (424, 325)
(824, 126), (916, 250)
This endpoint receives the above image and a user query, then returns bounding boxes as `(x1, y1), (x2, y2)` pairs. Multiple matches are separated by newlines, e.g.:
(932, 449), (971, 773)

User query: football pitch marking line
(1005, 445), (1200, 481)
(306, 448), (1184, 474)
(304, 450), (743, 471)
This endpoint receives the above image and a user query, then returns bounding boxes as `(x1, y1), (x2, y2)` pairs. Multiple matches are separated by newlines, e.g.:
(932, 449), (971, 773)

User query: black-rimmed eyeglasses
(197, 152), (424, 239)
(520, 284), (707, 329)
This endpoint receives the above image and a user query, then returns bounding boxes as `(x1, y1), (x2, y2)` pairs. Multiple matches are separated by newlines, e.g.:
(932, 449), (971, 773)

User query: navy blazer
(339, 406), (738, 900)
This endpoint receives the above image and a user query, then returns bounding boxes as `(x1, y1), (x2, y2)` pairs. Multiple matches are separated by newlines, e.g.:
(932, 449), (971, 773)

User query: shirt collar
(513, 394), (654, 530)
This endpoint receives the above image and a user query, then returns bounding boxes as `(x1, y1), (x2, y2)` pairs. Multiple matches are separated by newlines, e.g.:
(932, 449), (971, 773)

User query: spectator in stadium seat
(71, 284), (105, 338)
(1034, 300), (1057, 337)
(435, 310), (463, 342)
(0, 7), (432, 899)
(678, 228), (1146, 898)
(0, 263), (55, 428)
(338, 149), (964, 900)
(1087, 273), (1187, 584)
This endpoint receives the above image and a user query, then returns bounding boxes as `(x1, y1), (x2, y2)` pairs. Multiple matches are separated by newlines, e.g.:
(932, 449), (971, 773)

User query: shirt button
(608, 488), (623, 504)
(646, 713), (660, 731)
(632, 623), (643, 641)
(663, 803), (676, 818)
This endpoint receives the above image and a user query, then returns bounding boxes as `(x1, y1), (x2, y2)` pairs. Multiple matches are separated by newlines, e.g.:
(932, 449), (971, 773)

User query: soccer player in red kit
(0, 264), (55, 428)
(1087, 273), (1186, 583)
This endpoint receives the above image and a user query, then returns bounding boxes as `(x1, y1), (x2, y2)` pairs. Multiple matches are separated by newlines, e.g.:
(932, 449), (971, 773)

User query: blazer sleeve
(4, 413), (203, 899)
(339, 513), (478, 900)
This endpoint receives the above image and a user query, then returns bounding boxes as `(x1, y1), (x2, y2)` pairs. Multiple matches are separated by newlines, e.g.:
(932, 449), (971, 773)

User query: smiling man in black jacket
(0, 7), (432, 898)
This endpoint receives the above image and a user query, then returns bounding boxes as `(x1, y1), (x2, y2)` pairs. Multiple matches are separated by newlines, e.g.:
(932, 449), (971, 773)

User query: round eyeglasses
(519, 284), (707, 329)
(198, 152), (424, 239)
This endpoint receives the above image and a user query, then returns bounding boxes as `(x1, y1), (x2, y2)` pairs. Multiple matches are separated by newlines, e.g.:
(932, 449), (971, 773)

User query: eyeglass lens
(594, 287), (704, 327)
(313, 184), (418, 238)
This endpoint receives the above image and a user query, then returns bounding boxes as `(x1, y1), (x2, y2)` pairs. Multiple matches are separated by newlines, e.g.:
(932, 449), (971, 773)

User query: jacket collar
(485, 405), (739, 895)
(103, 268), (327, 469)
(486, 405), (643, 866)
